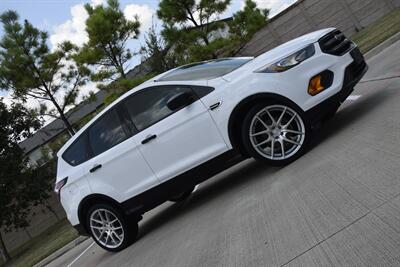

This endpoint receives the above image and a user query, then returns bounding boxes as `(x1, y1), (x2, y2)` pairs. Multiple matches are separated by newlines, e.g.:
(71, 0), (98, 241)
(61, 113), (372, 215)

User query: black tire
(169, 186), (195, 202)
(86, 203), (138, 252)
(241, 102), (310, 166)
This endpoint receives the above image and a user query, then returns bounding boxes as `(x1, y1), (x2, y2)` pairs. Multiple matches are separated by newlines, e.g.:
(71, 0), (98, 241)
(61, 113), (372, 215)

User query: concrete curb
(364, 32), (400, 60)
(33, 236), (90, 267)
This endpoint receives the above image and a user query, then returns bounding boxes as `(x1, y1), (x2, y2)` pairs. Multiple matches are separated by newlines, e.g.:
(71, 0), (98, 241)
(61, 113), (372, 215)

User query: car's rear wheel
(86, 203), (138, 252)
(241, 103), (310, 166)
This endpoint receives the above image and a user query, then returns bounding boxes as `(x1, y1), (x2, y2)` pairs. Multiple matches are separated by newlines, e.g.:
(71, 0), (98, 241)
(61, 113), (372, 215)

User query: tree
(227, 0), (269, 55)
(102, 74), (155, 106)
(0, 99), (52, 263)
(77, 0), (141, 82)
(140, 21), (180, 74)
(157, 0), (231, 61)
(0, 11), (90, 136)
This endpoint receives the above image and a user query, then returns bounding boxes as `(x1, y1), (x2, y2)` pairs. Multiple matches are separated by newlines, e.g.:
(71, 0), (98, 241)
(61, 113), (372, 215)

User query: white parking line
(346, 95), (362, 101)
(67, 241), (95, 267)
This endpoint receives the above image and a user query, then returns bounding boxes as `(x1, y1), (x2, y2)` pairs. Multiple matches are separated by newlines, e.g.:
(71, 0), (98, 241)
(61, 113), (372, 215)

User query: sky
(0, 0), (296, 111)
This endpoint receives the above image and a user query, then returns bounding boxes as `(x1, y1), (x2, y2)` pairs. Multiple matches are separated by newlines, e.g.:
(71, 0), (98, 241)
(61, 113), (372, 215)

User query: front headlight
(255, 44), (315, 73)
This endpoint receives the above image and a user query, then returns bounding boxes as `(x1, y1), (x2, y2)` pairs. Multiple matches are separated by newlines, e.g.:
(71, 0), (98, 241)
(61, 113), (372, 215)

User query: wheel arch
(227, 92), (304, 157)
(77, 194), (122, 234)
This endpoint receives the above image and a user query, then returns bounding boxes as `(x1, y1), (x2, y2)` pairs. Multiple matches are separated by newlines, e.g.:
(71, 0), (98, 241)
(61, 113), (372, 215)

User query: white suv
(55, 28), (367, 251)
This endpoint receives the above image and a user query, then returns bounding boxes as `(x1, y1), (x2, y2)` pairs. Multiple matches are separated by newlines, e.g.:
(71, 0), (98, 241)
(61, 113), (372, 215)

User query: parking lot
(47, 40), (400, 267)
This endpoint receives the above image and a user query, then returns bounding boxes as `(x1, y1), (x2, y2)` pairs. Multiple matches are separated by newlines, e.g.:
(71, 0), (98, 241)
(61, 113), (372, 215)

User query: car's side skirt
(121, 149), (244, 216)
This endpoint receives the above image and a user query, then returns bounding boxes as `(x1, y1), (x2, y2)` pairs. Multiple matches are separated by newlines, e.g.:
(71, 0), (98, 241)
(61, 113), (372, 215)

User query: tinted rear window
(62, 133), (90, 166)
(157, 58), (252, 81)
(88, 109), (128, 157)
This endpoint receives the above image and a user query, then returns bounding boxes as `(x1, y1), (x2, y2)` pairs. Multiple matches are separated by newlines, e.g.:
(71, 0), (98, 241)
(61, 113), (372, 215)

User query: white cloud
(77, 82), (99, 102)
(1, 92), (14, 107)
(124, 4), (155, 32)
(50, 1), (154, 49)
(1, 91), (39, 109)
(50, 3), (88, 48)
(49, 0), (106, 49)
(91, 0), (106, 6)
(244, 0), (297, 17)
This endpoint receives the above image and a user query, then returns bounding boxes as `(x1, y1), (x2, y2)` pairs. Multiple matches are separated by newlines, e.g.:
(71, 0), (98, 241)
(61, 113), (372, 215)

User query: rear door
(83, 106), (158, 202)
(122, 84), (228, 183)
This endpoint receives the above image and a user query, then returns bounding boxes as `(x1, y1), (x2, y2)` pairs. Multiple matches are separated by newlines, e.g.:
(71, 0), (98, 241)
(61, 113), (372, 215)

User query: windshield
(157, 58), (253, 81)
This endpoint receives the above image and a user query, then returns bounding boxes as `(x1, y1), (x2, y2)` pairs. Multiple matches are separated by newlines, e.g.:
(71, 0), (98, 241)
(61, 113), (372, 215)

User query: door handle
(89, 164), (102, 173)
(209, 101), (222, 110)
(141, 134), (157, 144)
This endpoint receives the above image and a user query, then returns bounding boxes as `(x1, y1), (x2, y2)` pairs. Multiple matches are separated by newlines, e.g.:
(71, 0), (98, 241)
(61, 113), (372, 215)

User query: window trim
(86, 105), (132, 158)
(120, 85), (202, 134)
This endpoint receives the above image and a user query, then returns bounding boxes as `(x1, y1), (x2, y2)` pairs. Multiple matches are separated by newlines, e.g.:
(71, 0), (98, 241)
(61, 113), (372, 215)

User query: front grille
(318, 30), (353, 56)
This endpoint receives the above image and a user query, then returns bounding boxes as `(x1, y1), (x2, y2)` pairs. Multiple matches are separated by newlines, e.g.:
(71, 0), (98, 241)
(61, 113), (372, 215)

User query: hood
(252, 28), (335, 66)
(220, 28), (335, 83)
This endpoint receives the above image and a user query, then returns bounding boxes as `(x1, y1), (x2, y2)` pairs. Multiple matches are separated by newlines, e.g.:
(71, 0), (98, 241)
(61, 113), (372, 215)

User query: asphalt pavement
(46, 40), (400, 267)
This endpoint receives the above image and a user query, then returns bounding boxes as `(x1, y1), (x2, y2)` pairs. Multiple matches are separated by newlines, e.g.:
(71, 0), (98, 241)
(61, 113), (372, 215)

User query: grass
(1, 219), (78, 267)
(351, 9), (400, 53)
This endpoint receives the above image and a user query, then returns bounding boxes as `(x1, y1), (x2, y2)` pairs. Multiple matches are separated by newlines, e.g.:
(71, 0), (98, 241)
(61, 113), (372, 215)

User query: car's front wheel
(86, 203), (138, 252)
(241, 103), (310, 166)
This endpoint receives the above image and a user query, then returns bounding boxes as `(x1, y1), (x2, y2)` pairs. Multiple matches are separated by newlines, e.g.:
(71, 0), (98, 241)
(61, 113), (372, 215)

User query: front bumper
(305, 50), (368, 124)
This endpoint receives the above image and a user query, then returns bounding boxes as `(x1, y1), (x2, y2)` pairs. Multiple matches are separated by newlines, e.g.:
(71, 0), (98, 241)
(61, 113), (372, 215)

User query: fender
(227, 92), (304, 156)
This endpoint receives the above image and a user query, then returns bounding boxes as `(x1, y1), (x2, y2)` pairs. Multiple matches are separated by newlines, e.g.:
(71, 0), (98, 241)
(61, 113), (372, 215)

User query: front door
(122, 84), (228, 182)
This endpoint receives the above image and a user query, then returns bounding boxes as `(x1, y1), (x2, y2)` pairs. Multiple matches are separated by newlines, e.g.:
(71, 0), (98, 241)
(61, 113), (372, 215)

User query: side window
(62, 133), (90, 166)
(88, 109), (128, 156)
(123, 86), (195, 131)
(191, 86), (214, 98)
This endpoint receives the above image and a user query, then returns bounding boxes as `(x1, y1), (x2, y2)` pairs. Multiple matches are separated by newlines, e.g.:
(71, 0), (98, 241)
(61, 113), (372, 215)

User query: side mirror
(167, 91), (194, 111)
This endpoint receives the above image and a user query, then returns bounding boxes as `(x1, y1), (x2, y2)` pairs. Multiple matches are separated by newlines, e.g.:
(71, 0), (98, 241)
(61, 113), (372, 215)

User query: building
(19, 90), (107, 167)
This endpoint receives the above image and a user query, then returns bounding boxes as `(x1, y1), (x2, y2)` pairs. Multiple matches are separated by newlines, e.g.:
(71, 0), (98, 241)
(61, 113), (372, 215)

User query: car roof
(57, 57), (253, 158)
(155, 57), (253, 82)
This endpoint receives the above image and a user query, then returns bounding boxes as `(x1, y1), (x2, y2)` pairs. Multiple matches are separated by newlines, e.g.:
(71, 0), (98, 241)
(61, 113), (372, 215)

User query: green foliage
(157, 0), (231, 62)
(48, 133), (69, 153)
(36, 133), (70, 169)
(140, 21), (180, 74)
(77, 0), (141, 82)
(39, 146), (52, 165)
(0, 10), (90, 136)
(0, 100), (52, 262)
(102, 75), (155, 105)
(156, 0), (269, 63)
(81, 90), (98, 104)
(227, 0), (269, 55)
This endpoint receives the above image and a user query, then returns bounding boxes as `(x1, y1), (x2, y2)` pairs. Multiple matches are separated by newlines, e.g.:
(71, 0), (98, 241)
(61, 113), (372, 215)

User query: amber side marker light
(308, 74), (325, 96)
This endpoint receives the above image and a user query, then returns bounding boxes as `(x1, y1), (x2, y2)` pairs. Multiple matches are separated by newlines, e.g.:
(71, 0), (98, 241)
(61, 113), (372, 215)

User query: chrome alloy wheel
(249, 105), (306, 160)
(89, 208), (124, 249)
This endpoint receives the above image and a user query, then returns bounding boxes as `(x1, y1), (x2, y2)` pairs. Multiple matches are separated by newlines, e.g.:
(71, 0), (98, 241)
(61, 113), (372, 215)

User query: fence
(237, 0), (400, 56)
